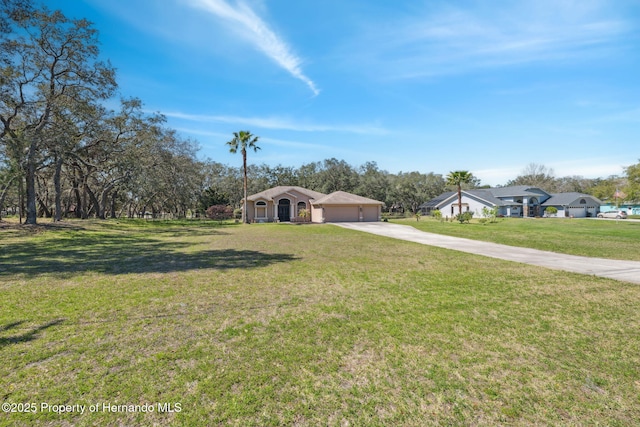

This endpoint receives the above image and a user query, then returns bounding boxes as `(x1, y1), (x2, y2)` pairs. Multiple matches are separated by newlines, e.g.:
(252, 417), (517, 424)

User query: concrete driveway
(335, 222), (640, 285)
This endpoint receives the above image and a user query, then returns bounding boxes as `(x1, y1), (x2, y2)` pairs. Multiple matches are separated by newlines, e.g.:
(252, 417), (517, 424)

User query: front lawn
(394, 217), (640, 261)
(1, 220), (639, 426)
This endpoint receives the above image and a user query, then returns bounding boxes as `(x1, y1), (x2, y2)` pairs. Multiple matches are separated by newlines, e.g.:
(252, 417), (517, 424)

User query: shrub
(481, 206), (499, 223)
(545, 206), (558, 217)
(432, 209), (442, 221)
(206, 205), (234, 221)
(455, 211), (474, 223)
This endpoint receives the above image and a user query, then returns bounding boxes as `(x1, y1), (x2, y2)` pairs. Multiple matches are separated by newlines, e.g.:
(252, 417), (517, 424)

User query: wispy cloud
(163, 111), (387, 134)
(351, 1), (633, 79)
(188, 0), (319, 95)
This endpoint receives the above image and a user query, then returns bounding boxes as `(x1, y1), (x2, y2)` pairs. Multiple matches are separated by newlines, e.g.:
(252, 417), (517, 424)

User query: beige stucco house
(246, 186), (383, 223)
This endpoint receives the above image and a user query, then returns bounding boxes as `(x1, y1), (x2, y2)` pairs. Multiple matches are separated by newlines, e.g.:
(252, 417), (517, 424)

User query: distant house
(420, 186), (602, 218)
(541, 193), (602, 218)
(246, 186), (384, 223)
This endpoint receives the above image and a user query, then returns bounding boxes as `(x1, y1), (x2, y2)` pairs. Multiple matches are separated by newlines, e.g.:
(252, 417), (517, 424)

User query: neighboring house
(541, 193), (601, 218)
(420, 185), (602, 218)
(246, 186), (383, 223)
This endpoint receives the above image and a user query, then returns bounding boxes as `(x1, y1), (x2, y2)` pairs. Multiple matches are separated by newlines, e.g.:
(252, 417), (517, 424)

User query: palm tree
(227, 131), (260, 224)
(446, 170), (474, 215)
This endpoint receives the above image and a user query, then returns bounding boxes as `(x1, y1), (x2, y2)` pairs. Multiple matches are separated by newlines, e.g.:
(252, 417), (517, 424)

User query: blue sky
(47, 0), (640, 186)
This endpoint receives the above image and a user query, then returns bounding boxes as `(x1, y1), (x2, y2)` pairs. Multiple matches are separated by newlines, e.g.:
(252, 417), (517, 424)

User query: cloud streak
(189, 0), (319, 95)
(352, 1), (632, 79)
(163, 111), (387, 134)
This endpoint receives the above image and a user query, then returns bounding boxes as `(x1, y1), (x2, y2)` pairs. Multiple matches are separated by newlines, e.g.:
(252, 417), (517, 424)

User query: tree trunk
(98, 184), (116, 219)
(0, 176), (17, 221)
(110, 190), (118, 219)
(53, 155), (63, 221)
(457, 185), (462, 215)
(242, 149), (248, 223)
(25, 140), (38, 225)
(74, 183), (83, 218)
(84, 183), (99, 218)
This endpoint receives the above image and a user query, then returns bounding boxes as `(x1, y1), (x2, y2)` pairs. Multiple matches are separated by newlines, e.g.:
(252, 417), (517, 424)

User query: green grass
(1, 219), (640, 426)
(393, 217), (640, 260)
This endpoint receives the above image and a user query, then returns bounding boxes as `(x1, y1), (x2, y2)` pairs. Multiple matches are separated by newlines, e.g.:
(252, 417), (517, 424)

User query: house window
(297, 201), (306, 216)
(580, 199), (586, 204)
(256, 201), (267, 218)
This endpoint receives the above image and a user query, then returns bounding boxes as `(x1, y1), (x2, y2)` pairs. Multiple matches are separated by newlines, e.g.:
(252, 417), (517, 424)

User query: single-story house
(420, 185), (602, 218)
(541, 193), (601, 218)
(246, 186), (383, 223)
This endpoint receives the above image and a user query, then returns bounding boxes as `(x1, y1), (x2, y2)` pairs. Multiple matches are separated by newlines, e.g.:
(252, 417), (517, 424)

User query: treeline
(200, 159), (448, 215)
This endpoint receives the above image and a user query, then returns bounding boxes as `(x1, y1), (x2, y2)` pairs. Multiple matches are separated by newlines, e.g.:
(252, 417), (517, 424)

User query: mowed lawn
(394, 217), (640, 261)
(1, 220), (639, 426)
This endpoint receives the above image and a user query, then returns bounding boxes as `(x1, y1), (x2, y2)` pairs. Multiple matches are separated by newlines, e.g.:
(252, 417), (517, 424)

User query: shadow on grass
(0, 232), (298, 276)
(0, 319), (65, 348)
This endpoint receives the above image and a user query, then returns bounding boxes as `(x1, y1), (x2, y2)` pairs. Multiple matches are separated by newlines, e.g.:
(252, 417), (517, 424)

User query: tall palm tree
(227, 130), (260, 224)
(446, 170), (473, 215)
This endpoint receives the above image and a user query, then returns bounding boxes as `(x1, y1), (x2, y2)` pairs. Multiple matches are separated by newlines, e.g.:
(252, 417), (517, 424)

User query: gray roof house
(542, 193), (602, 217)
(420, 186), (602, 218)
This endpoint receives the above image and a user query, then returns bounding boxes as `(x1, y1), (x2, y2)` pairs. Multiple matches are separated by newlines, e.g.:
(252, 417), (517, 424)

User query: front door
(278, 199), (291, 222)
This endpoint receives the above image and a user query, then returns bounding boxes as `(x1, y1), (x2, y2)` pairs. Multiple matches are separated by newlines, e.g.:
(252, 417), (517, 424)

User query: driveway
(335, 222), (640, 285)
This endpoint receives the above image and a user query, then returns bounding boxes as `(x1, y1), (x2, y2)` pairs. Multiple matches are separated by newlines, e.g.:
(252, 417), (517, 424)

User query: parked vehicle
(597, 210), (628, 219)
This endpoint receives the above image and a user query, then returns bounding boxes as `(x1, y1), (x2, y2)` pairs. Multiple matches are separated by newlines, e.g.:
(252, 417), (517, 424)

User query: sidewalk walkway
(335, 222), (640, 285)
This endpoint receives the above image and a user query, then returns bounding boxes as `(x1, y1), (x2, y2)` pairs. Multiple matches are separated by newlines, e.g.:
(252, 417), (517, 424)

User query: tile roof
(247, 186), (326, 202)
(312, 191), (385, 205)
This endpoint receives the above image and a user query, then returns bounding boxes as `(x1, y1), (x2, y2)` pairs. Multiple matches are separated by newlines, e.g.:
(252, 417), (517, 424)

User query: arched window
(255, 201), (267, 219)
(580, 199), (586, 204)
(297, 201), (306, 216)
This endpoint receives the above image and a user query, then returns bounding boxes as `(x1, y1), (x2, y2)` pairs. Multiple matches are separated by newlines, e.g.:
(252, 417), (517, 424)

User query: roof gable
(248, 186), (326, 202)
(542, 193), (602, 206)
(419, 191), (455, 208)
(312, 191), (384, 205)
(488, 186), (550, 198)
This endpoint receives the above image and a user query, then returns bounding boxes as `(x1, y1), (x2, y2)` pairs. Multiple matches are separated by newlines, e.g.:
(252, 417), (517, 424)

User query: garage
(362, 206), (380, 222)
(322, 206), (358, 223)
(311, 191), (383, 223)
